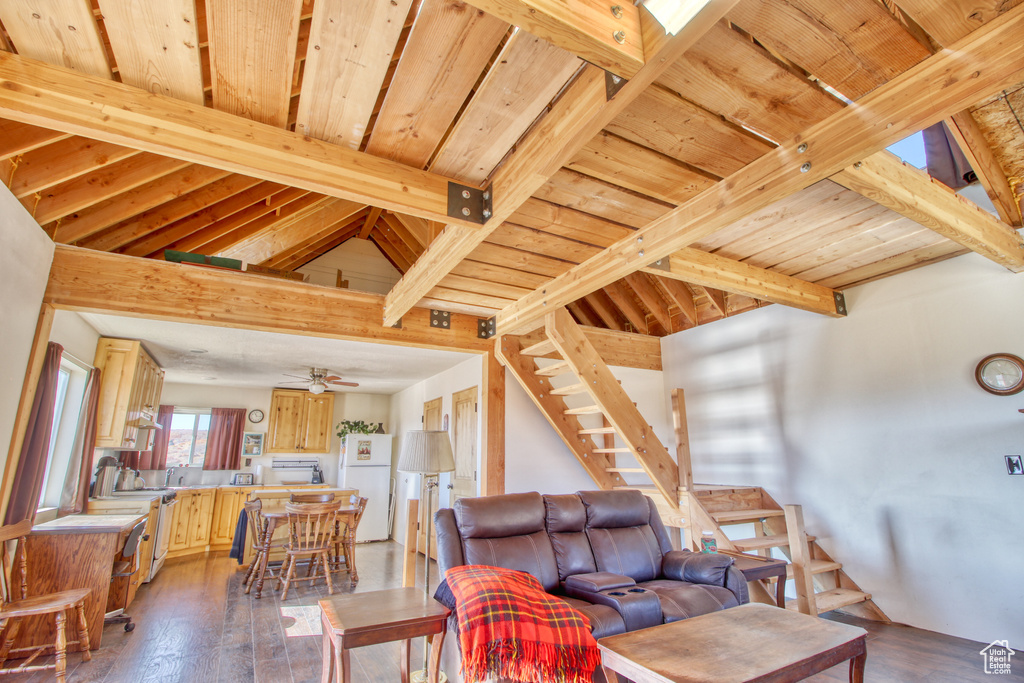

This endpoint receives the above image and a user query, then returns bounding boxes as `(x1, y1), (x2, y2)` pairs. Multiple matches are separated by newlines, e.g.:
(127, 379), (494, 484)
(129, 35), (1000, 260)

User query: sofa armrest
(661, 550), (734, 585)
(564, 572), (634, 593)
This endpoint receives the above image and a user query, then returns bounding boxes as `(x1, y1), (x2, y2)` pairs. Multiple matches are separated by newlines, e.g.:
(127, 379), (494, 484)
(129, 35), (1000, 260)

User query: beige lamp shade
(397, 430), (455, 475)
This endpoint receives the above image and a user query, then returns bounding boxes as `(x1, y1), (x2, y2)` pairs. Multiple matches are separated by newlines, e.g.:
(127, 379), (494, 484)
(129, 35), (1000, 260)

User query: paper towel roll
(255, 464), (264, 485)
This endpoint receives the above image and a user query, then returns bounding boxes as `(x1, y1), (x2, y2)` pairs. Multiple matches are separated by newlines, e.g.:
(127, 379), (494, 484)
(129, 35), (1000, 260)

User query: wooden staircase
(497, 307), (887, 621)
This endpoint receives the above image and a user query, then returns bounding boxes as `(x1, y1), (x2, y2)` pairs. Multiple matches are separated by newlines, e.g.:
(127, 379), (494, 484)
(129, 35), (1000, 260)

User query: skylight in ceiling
(886, 131), (927, 169)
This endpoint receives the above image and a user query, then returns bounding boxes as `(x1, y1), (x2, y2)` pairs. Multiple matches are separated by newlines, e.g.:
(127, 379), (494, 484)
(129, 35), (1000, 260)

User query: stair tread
(564, 405), (602, 415)
(535, 361), (570, 376)
(522, 339), (555, 356)
(595, 448), (632, 453)
(711, 508), (786, 523)
(732, 533), (815, 551)
(606, 467), (645, 473)
(550, 383), (588, 396)
(787, 588), (871, 614)
(766, 559), (843, 581)
(579, 427), (616, 434)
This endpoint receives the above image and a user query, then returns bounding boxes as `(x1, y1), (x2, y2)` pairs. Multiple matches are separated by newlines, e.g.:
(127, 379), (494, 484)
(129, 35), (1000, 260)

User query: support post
(402, 498), (419, 588)
(785, 504), (818, 616)
(480, 348), (505, 496)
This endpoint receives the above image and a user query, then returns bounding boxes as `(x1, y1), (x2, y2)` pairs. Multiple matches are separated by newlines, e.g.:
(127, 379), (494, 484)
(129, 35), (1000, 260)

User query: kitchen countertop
(32, 513), (148, 535)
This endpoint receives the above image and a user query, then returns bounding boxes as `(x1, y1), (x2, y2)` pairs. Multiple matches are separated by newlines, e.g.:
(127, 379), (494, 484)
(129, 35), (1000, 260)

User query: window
(166, 409), (211, 467)
(887, 131), (927, 169)
(38, 358), (89, 510)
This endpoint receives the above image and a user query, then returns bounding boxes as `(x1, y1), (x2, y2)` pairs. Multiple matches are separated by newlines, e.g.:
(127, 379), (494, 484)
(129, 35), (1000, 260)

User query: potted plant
(336, 420), (376, 440)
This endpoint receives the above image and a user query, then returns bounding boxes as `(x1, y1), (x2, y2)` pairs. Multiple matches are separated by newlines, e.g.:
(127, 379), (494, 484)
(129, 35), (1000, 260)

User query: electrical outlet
(1006, 455), (1023, 475)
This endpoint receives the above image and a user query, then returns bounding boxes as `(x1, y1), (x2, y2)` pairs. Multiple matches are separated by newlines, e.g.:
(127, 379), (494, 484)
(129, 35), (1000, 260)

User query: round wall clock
(248, 409), (265, 424)
(975, 353), (1024, 395)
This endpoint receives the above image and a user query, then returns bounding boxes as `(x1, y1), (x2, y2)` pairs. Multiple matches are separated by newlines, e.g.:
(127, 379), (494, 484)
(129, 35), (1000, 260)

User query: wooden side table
(718, 549), (788, 607)
(319, 587), (451, 683)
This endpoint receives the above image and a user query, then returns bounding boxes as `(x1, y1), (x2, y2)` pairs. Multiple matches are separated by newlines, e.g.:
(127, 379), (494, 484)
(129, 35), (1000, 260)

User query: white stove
(111, 489), (178, 582)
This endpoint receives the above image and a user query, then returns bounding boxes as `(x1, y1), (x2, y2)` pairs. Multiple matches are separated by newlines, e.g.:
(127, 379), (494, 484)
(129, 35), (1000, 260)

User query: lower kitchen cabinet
(210, 488), (245, 549)
(167, 488), (216, 557)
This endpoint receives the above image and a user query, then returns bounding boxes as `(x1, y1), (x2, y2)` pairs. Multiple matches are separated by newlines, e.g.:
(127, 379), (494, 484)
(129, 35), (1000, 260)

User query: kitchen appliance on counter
(338, 434), (394, 542)
(115, 467), (144, 491)
(110, 489), (178, 582)
(92, 455), (120, 498)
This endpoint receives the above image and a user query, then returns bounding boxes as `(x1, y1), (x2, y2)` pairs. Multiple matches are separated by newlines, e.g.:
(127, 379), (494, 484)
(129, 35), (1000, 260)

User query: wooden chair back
(351, 497), (369, 527)
(243, 499), (267, 549)
(290, 493), (335, 504)
(284, 502), (340, 552)
(0, 520), (31, 607)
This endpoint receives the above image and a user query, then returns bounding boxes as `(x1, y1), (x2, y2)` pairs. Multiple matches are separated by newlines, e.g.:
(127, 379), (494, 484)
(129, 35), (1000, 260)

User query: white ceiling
(78, 313), (476, 394)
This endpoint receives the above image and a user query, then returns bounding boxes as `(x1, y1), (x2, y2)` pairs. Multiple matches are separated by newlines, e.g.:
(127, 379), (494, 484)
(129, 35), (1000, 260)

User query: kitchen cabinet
(266, 389), (334, 453)
(93, 338), (165, 450)
(167, 489), (215, 557)
(210, 488), (245, 549)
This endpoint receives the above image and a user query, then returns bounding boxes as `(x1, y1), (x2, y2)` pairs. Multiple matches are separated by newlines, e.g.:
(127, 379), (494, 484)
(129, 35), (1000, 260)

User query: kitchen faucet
(164, 467), (175, 486)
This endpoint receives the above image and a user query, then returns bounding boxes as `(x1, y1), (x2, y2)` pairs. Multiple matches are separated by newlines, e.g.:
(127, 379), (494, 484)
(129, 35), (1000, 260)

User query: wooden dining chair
(242, 499), (284, 597)
(330, 496), (368, 576)
(276, 502), (341, 600)
(289, 493), (335, 504)
(0, 520), (92, 683)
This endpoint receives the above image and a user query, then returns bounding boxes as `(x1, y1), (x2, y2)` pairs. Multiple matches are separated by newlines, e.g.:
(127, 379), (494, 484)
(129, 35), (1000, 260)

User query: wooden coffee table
(598, 603), (867, 683)
(319, 587), (450, 683)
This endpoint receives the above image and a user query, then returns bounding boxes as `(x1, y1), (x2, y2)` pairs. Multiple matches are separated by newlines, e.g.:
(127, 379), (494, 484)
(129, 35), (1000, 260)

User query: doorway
(451, 386), (477, 504)
(418, 397), (443, 558)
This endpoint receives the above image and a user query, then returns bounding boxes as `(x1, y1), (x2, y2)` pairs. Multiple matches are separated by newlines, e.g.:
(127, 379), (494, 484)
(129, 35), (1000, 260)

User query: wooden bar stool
(276, 502), (341, 600)
(0, 520), (92, 683)
(330, 496), (367, 576)
(242, 499), (284, 598)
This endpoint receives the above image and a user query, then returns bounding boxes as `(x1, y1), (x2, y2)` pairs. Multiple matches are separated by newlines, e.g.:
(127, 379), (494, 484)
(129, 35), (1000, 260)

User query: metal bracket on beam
(430, 310), (452, 330)
(447, 182), (492, 224)
(647, 256), (670, 272)
(605, 71), (628, 100)
(834, 291), (848, 316)
(478, 317), (497, 339)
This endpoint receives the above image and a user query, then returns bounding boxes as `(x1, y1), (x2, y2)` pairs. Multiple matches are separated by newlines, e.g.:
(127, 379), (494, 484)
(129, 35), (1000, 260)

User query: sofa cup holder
(628, 588), (646, 593)
(608, 591), (627, 596)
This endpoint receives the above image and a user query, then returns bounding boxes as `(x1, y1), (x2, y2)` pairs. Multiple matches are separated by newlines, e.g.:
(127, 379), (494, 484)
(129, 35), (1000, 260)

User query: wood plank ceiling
(1, 0), (1022, 338)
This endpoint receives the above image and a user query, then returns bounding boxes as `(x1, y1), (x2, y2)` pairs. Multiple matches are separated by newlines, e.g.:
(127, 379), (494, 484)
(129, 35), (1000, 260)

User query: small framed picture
(357, 439), (372, 460)
(1006, 455), (1023, 475)
(232, 473), (255, 485)
(242, 432), (264, 457)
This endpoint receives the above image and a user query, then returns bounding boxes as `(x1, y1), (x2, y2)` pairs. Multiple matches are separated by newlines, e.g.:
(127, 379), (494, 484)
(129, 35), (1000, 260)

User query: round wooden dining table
(251, 503), (359, 598)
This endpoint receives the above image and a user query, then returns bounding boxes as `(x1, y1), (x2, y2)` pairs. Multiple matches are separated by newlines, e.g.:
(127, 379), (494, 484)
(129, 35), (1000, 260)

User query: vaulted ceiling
(2, 0), (1022, 342)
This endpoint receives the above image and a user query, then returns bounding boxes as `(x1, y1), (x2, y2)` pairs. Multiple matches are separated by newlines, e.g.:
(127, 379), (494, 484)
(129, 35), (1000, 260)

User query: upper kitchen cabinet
(93, 338), (165, 450)
(266, 389), (334, 454)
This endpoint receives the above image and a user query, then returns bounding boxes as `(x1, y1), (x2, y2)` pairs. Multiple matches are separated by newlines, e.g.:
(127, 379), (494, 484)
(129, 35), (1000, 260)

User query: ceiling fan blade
(327, 381), (359, 387)
(278, 380), (309, 384)
(281, 373), (312, 380)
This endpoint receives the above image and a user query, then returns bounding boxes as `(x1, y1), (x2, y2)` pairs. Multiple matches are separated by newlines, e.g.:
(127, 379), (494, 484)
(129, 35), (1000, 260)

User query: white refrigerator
(339, 434), (394, 542)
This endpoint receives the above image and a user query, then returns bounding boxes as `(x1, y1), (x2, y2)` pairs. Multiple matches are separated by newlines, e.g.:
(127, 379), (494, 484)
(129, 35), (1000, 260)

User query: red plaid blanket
(445, 565), (599, 683)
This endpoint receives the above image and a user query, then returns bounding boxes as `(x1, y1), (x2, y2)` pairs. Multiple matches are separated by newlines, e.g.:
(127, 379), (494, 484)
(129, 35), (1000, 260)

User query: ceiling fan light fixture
(637, 0), (710, 35)
(309, 381), (326, 395)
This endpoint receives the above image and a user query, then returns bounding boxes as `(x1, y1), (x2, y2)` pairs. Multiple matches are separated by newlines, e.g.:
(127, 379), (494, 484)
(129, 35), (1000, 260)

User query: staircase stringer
(545, 309), (679, 510)
(496, 334), (620, 491)
(757, 490), (890, 622)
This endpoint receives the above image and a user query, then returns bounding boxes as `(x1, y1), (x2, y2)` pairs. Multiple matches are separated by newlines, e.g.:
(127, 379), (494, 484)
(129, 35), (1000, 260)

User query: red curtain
(4, 342), (63, 525)
(204, 408), (245, 470)
(58, 367), (100, 516)
(138, 405), (174, 470)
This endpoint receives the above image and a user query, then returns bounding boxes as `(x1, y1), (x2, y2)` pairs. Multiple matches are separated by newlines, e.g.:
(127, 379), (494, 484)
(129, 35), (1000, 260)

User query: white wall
(661, 253), (1024, 646)
(389, 355), (483, 546)
(49, 310), (100, 362)
(503, 364), (672, 496)
(146, 383), (390, 487)
(297, 239), (400, 293)
(0, 187), (54, 480)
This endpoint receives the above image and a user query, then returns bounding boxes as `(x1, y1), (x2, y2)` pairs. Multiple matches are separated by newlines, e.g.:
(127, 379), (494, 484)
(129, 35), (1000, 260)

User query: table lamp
(398, 430), (455, 682)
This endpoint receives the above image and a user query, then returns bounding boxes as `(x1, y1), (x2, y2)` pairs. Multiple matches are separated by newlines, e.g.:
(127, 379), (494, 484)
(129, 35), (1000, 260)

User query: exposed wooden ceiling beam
(218, 197), (353, 262)
(582, 291), (627, 332)
(624, 272), (672, 331)
(603, 280), (649, 333)
(462, 0), (644, 78)
(82, 175), (263, 253)
(0, 120), (70, 159)
(831, 153), (1024, 271)
(651, 275), (697, 327)
(263, 211), (368, 270)
(278, 223), (363, 272)
(44, 245), (493, 354)
(698, 286), (727, 318)
(0, 51), (481, 228)
(641, 248), (845, 317)
(945, 111), (1023, 227)
(6, 137), (138, 199)
(381, 0), (739, 327)
(360, 207), (383, 239)
(495, 5), (1024, 332)
(197, 192), (321, 257)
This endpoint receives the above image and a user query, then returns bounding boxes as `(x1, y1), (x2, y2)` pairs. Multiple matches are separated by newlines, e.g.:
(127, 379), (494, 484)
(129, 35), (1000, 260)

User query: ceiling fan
(279, 367), (359, 394)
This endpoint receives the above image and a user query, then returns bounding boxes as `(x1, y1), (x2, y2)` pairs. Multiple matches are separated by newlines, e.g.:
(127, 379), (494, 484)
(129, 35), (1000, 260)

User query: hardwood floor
(3, 543), (1020, 682)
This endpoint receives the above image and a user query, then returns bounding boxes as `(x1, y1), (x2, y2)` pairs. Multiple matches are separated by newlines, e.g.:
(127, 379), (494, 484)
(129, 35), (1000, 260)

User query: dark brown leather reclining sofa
(434, 489), (750, 682)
